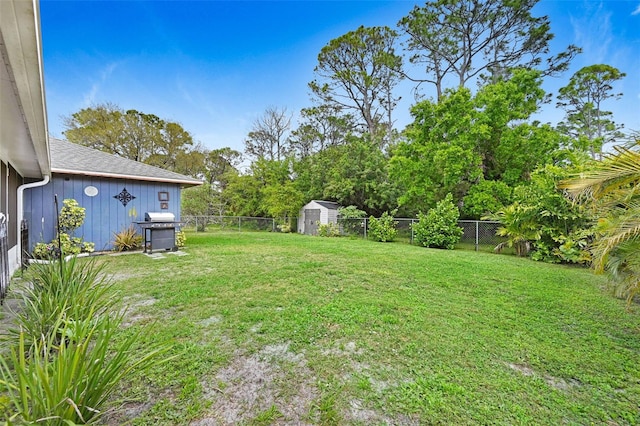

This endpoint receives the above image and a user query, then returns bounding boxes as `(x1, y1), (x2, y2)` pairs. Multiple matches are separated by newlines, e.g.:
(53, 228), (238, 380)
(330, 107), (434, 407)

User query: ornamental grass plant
(3, 256), (115, 351)
(0, 311), (170, 424)
(0, 256), (171, 424)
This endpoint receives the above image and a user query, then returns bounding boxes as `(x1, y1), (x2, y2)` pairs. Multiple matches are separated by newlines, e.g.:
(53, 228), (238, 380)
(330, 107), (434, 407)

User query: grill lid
(145, 212), (175, 222)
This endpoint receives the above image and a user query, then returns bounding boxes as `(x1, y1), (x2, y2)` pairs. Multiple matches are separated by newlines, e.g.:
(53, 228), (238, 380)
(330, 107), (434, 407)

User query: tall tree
(146, 121), (195, 170)
(244, 107), (292, 161)
(203, 147), (242, 189)
(288, 105), (357, 158)
(557, 64), (626, 160)
(63, 103), (126, 156)
(390, 69), (561, 214)
(64, 103), (196, 172)
(391, 87), (483, 213)
(294, 136), (399, 216)
(309, 25), (402, 141)
(399, 0), (580, 100)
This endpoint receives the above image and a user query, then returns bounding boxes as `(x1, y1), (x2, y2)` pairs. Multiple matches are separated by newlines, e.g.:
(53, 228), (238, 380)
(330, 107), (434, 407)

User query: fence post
(238, 217), (241, 232)
(363, 218), (367, 240)
(411, 219), (415, 244)
(272, 218), (276, 232)
(475, 220), (479, 252)
(195, 216), (198, 233)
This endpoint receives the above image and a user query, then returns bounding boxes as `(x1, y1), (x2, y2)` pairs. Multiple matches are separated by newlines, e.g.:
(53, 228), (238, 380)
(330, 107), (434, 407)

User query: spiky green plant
(0, 312), (171, 424)
(489, 202), (541, 257)
(113, 225), (143, 252)
(561, 144), (640, 301)
(3, 256), (115, 352)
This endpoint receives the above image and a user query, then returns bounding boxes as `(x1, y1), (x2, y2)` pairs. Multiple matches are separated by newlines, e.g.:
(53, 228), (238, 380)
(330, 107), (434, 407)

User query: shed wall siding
(298, 200), (340, 234)
(24, 174), (182, 252)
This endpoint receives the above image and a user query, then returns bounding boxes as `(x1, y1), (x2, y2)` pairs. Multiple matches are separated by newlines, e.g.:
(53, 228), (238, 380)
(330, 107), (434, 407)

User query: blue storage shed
(23, 138), (202, 253)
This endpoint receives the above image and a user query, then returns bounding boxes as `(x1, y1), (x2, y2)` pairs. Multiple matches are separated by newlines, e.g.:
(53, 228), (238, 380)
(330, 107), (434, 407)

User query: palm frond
(560, 146), (640, 200)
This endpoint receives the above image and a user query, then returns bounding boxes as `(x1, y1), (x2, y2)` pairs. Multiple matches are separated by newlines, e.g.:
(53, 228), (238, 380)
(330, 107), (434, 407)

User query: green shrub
(338, 206), (367, 236)
(176, 230), (187, 247)
(277, 223), (292, 233)
(58, 199), (87, 234)
(368, 211), (398, 242)
(0, 313), (170, 424)
(413, 193), (462, 249)
(113, 225), (143, 251)
(318, 222), (341, 237)
(32, 198), (94, 259)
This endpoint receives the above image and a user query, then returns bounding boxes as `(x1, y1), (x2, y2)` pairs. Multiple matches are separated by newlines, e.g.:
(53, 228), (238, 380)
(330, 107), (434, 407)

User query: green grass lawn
(96, 231), (639, 425)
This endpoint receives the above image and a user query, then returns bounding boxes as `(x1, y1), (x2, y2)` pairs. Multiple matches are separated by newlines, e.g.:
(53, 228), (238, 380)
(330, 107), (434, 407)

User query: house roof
(313, 200), (340, 210)
(50, 138), (202, 187)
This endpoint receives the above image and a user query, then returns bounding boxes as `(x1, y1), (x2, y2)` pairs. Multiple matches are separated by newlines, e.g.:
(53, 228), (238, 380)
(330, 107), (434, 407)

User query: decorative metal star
(114, 187), (136, 207)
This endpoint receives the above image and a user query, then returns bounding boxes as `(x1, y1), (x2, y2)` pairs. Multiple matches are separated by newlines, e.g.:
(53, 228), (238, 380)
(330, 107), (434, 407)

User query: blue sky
(40, 0), (640, 153)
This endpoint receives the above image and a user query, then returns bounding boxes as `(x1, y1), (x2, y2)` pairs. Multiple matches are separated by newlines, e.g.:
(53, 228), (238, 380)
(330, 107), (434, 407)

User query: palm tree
(491, 203), (541, 257)
(561, 144), (640, 301)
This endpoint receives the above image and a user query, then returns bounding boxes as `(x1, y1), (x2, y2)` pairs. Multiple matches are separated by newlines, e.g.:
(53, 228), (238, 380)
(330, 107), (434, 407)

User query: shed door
(305, 209), (321, 235)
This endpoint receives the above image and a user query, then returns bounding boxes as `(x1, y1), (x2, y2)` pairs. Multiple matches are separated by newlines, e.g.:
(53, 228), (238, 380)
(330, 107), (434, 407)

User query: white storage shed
(298, 200), (341, 235)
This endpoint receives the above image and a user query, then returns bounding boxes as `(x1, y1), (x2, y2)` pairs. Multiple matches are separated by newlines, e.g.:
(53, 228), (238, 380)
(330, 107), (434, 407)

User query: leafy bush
(413, 193), (462, 249)
(58, 199), (86, 234)
(338, 205), (367, 236)
(277, 223), (292, 233)
(32, 198), (94, 259)
(491, 202), (540, 257)
(490, 165), (593, 263)
(176, 230), (187, 247)
(368, 211), (398, 242)
(318, 222), (341, 237)
(113, 225), (143, 251)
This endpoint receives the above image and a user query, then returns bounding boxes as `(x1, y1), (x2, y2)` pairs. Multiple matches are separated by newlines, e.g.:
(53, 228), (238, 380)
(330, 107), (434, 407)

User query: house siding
(1, 161), (23, 275)
(24, 174), (182, 252)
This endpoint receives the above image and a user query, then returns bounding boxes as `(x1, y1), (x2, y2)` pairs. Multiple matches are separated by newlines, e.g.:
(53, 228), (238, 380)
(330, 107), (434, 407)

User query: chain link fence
(181, 216), (297, 233)
(181, 215), (505, 252)
(338, 218), (504, 251)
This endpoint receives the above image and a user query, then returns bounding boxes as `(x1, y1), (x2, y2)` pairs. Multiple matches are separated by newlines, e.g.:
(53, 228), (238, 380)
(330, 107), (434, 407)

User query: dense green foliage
(367, 211), (398, 242)
(413, 193), (463, 249)
(491, 165), (593, 263)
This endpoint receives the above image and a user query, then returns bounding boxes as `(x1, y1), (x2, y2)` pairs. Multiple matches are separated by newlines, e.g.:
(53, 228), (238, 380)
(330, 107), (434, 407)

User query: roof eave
(0, 0), (50, 178)
(51, 167), (203, 188)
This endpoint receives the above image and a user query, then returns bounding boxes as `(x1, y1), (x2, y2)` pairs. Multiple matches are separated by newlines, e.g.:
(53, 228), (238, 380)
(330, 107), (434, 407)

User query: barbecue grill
(137, 212), (181, 253)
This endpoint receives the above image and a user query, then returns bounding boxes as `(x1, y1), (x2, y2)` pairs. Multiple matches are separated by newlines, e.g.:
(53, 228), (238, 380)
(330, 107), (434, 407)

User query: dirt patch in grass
(192, 342), (317, 425)
(508, 363), (581, 391)
(121, 295), (157, 327)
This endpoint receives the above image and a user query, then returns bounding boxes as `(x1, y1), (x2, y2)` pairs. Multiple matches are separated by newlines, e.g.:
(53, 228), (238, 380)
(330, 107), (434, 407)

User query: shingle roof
(50, 138), (202, 187)
(314, 200), (340, 210)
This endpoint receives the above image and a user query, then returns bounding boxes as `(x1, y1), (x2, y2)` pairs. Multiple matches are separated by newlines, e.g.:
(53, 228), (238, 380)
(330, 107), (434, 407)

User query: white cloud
(82, 62), (119, 106)
(569, 1), (613, 64)
(632, 4), (640, 15)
